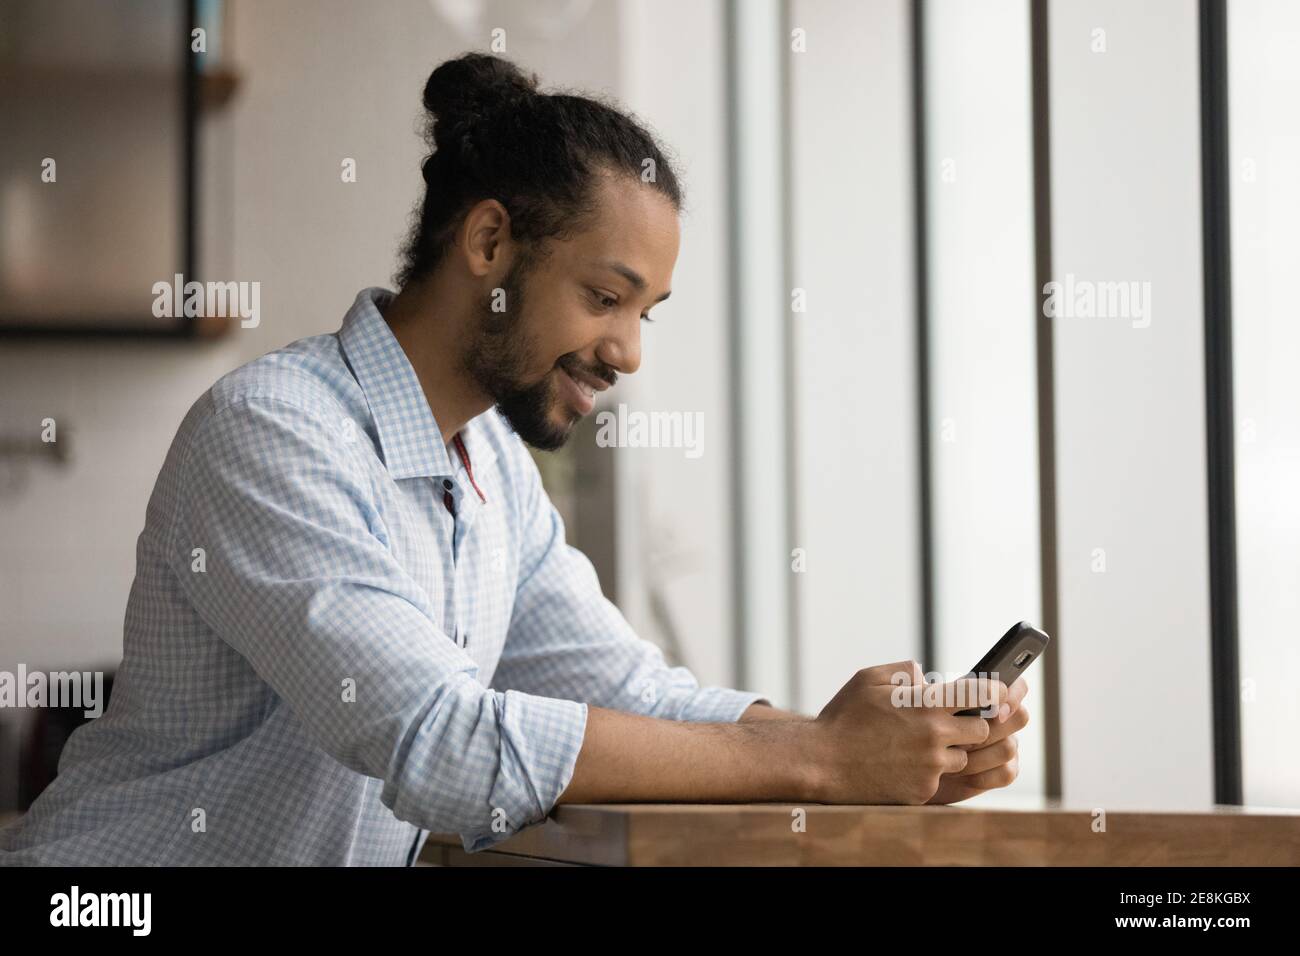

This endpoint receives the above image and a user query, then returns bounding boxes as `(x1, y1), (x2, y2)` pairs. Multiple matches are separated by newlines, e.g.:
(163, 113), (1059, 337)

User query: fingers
(879, 672), (1007, 713)
(861, 660), (925, 687)
(960, 703), (1030, 748)
(943, 714), (994, 747)
(941, 676), (1008, 714)
(996, 701), (1030, 737)
(953, 734), (1018, 776)
(941, 745), (971, 775)
(860, 664), (1026, 721)
(1002, 675), (1029, 717)
(957, 753), (1020, 790)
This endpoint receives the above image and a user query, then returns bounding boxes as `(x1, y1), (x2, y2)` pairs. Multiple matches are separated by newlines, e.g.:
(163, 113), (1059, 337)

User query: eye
(588, 289), (618, 310)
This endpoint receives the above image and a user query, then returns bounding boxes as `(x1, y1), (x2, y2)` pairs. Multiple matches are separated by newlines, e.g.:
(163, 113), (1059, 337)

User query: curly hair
(395, 52), (684, 289)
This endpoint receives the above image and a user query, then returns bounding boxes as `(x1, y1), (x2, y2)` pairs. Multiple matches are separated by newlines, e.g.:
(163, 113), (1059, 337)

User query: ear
(457, 199), (512, 278)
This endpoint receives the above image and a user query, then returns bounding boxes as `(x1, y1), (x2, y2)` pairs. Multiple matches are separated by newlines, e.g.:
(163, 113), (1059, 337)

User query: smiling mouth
(564, 368), (598, 399)
(562, 361), (614, 394)
(557, 365), (609, 417)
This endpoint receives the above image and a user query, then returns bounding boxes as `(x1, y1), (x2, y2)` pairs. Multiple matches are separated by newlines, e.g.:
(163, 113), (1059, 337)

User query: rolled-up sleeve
(167, 393), (588, 853)
(491, 440), (769, 724)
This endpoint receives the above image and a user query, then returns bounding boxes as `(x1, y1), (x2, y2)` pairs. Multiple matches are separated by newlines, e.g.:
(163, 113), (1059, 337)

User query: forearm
(556, 705), (819, 804)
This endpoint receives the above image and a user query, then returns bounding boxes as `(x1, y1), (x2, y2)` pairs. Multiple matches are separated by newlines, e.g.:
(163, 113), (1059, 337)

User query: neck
(381, 277), (491, 448)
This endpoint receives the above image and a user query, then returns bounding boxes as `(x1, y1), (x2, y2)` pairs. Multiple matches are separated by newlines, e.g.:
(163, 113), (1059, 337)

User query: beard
(461, 250), (608, 451)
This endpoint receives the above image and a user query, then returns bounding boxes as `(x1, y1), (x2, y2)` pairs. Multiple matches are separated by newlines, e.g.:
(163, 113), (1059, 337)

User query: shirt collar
(338, 287), (498, 480)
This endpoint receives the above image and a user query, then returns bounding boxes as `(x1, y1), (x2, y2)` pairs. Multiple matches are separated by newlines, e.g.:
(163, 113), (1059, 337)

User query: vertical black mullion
(910, 0), (936, 673)
(1198, 0), (1243, 807)
(1030, 0), (1062, 799)
(183, 0), (199, 337)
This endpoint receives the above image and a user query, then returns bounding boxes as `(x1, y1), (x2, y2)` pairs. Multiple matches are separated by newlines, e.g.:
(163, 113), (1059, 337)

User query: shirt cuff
(459, 690), (588, 854)
(676, 686), (772, 724)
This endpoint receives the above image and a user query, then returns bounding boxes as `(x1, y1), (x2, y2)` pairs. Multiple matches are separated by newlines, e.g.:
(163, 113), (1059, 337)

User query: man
(0, 53), (1026, 865)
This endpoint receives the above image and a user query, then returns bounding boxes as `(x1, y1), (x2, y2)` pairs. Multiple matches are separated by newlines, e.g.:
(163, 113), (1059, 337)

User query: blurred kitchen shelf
(0, 313), (238, 340)
(199, 66), (241, 110)
(192, 313), (238, 338)
(0, 65), (241, 111)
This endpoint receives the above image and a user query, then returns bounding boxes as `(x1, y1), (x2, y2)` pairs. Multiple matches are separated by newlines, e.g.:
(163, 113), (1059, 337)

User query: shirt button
(442, 479), (453, 490)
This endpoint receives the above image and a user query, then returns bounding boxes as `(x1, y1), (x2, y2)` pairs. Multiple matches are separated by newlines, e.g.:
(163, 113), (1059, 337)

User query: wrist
(784, 719), (830, 803)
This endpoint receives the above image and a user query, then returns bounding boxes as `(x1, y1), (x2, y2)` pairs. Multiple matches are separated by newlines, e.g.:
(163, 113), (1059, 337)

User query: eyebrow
(600, 260), (671, 304)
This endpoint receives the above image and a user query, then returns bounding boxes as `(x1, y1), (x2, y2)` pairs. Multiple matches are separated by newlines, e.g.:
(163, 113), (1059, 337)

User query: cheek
(510, 315), (559, 376)
(531, 313), (595, 369)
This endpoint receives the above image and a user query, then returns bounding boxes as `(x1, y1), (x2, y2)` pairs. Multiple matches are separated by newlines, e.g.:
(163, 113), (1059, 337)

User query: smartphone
(953, 621), (1051, 717)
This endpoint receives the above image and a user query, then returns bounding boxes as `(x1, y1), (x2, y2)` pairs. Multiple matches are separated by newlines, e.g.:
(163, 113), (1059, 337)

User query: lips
(559, 366), (599, 416)
(567, 369), (599, 398)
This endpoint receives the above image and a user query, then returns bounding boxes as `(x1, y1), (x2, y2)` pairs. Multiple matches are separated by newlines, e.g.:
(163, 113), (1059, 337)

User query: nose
(597, 312), (642, 376)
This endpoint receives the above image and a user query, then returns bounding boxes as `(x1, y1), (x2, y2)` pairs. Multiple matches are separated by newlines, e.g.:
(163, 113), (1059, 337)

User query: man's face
(461, 173), (680, 450)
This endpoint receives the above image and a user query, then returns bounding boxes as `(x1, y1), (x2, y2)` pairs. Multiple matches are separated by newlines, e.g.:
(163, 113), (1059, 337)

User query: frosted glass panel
(924, 0), (1044, 796)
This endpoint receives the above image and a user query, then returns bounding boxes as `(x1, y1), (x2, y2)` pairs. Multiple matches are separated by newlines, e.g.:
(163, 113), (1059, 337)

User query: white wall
(1049, 0), (1215, 808)
(1228, 0), (1300, 808)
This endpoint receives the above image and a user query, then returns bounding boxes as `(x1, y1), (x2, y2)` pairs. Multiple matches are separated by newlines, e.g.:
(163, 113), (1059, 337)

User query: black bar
(1030, 0), (1062, 799)
(1197, 0), (1243, 806)
(910, 0), (935, 672)
(1, 864), (1291, 937)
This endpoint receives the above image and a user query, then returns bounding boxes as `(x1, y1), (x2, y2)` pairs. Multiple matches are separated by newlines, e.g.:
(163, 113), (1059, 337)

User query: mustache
(557, 354), (618, 388)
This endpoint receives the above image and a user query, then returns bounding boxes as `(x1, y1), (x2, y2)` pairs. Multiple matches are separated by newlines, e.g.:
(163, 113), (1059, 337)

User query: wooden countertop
(423, 797), (1300, 866)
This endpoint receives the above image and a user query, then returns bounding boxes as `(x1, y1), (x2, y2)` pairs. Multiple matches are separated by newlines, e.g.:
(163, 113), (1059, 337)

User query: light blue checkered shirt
(0, 287), (765, 866)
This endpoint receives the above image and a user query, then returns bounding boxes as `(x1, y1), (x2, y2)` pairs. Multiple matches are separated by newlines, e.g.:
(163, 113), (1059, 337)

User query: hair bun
(422, 53), (538, 154)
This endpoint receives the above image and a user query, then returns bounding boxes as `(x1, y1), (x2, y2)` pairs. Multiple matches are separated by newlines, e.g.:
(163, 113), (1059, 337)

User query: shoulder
(174, 335), (371, 477)
(208, 333), (362, 419)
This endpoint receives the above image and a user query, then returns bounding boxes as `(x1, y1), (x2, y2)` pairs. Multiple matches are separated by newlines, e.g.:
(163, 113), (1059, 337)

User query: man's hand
(807, 661), (1007, 805)
(926, 675), (1030, 805)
